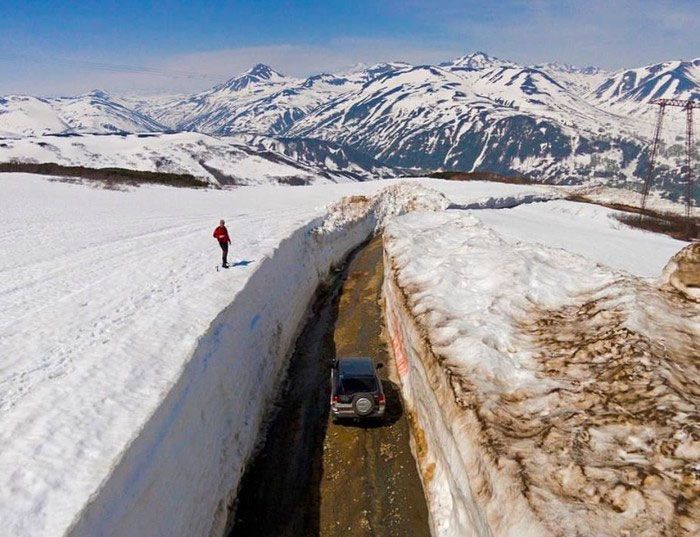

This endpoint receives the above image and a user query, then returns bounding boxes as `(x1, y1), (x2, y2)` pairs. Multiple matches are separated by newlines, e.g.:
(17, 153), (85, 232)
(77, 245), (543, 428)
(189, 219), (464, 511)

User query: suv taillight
(378, 394), (386, 405)
(331, 395), (339, 404)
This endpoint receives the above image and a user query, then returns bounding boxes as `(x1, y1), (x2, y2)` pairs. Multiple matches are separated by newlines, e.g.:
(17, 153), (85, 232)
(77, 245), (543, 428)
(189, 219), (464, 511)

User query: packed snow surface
(383, 211), (699, 537)
(473, 199), (689, 277)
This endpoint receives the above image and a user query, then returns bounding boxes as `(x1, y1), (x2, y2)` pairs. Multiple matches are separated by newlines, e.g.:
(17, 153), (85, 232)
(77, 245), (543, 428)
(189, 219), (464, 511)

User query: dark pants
(219, 241), (229, 266)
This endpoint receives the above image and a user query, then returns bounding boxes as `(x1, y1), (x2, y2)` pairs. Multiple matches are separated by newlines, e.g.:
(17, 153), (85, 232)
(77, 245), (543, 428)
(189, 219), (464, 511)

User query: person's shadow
(230, 259), (254, 267)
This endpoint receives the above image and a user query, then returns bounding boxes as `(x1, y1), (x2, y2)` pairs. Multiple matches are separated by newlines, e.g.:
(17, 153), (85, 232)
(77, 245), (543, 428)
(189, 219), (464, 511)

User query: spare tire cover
(352, 393), (375, 416)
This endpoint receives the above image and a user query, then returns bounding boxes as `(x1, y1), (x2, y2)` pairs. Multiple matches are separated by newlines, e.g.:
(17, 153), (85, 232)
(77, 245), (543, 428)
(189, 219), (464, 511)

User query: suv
(330, 357), (386, 420)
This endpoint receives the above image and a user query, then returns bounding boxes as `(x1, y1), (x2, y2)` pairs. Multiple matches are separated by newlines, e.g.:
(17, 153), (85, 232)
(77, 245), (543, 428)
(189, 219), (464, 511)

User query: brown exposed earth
(229, 236), (430, 536)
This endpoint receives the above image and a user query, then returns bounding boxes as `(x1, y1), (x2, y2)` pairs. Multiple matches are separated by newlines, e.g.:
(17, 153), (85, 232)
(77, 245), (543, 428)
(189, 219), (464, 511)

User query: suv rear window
(340, 376), (378, 395)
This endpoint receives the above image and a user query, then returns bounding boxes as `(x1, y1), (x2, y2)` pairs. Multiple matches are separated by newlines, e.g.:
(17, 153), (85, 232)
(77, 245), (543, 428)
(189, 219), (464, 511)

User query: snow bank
(383, 211), (699, 537)
(661, 242), (700, 299)
(0, 174), (445, 537)
(425, 180), (563, 210)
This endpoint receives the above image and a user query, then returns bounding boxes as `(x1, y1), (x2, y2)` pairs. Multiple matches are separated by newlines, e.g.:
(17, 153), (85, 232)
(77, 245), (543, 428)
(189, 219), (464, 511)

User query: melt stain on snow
(382, 211), (698, 537)
(514, 282), (699, 536)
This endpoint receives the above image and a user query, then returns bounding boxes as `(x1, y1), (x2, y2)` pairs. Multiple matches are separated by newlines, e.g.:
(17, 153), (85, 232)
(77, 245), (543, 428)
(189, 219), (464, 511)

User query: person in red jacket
(213, 219), (231, 268)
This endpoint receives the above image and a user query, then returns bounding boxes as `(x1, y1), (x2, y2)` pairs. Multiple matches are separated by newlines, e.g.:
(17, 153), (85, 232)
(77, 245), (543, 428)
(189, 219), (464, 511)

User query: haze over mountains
(1, 52), (698, 198)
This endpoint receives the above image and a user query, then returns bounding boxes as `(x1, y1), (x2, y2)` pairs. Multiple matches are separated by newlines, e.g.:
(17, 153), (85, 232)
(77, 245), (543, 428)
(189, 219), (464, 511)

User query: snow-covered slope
(589, 58), (700, 137)
(0, 91), (165, 137)
(0, 132), (395, 185)
(440, 51), (516, 72)
(533, 62), (610, 95)
(0, 95), (69, 136)
(148, 64), (303, 133)
(287, 63), (646, 186)
(2, 53), (698, 200)
(144, 63), (410, 136)
(230, 133), (397, 180)
(590, 58), (700, 111)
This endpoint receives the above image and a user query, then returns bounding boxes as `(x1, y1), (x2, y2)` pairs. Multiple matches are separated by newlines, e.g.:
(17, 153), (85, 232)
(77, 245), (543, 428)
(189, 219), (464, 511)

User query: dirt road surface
(229, 236), (430, 536)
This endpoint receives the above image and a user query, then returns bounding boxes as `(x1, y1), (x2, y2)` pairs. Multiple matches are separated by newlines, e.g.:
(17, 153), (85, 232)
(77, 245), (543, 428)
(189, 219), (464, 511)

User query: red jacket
(213, 225), (230, 244)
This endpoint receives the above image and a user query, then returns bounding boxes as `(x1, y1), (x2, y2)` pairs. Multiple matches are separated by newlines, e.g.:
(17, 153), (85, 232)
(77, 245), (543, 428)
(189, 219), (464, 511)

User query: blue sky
(1, 0), (698, 95)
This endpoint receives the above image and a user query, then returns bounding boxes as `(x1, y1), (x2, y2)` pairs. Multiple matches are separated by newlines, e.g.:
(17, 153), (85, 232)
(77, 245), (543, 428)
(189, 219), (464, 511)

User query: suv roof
(337, 357), (375, 377)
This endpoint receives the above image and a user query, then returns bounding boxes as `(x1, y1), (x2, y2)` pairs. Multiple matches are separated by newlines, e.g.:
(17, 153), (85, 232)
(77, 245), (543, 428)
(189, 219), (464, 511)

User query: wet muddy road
(229, 236), (430, 537)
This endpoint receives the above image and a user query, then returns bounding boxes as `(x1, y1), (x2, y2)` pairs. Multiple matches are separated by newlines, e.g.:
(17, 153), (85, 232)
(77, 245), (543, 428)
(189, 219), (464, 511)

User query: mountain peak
(245, 63), (284, 80)
(85, 89), (111, 99)
(215, 64), (287, 93)
(441, 51), (511, 70)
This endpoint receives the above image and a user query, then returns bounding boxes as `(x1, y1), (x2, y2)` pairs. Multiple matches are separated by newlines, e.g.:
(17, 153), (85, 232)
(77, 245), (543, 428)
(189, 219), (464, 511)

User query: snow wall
(65, 184), (447, 537)
(384, 256), (494, 537)
(383, 245), (552, 537)
(382, 214), (698, 537)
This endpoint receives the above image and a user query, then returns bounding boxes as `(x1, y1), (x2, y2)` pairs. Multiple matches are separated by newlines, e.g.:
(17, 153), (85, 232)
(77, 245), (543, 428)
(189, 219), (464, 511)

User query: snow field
(2, 173), (690, 537)
(382, 211), (698, 537)
(0, 174), (451, 537)
(473, 199), (689, 277)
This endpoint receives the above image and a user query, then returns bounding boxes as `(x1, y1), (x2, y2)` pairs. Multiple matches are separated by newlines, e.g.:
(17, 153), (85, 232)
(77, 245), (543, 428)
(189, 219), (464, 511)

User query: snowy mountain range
(1, 52), (698, 198)
(0, 90), (165, 137)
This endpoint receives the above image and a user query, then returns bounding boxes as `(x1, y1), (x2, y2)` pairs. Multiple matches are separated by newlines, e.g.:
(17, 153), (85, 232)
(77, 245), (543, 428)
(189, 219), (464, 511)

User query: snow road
(0, 173), (690, 537)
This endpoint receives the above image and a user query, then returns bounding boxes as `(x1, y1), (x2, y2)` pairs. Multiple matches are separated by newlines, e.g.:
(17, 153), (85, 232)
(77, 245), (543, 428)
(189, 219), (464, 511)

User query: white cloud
(394, 0), (700, 69)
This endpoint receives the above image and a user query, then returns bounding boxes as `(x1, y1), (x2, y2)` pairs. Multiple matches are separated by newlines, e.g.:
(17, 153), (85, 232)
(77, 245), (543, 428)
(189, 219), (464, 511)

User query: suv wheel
(352, 393), (376, 417)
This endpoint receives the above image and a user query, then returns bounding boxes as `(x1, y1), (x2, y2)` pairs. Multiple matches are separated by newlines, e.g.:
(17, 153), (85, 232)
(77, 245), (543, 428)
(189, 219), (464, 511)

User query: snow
(0, 96), (70, 137)
(570, 184), (693, 216)
(472, 199), (689, 277)
(383, 211), (698, 537)
(0, 92), (163, 137)
(1, 172), (692, 536)
(0, 132), (376, 185)
(0, 174), (454, 537)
